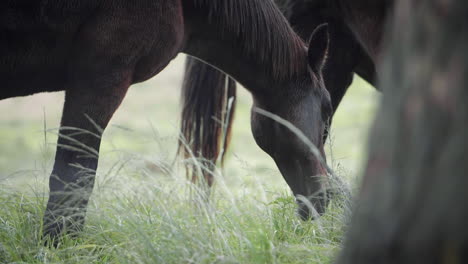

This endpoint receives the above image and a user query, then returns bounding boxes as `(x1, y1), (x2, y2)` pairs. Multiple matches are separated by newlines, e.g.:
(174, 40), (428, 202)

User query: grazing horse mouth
(275, 155), (330, 220)
(296, 169), (330, 220)
(296, 183), (330, 220)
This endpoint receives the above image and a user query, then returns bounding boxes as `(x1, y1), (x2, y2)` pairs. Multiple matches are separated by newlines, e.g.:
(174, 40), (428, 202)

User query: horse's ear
(307, 23), (329, 75)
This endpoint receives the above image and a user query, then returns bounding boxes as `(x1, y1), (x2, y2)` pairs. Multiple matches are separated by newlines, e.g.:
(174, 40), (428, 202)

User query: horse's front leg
(43, 69), (132, 241)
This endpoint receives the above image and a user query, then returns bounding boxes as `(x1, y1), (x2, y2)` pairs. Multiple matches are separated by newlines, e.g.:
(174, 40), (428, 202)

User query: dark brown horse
(1, 0), (331, 239)
(179, 0), (384, 215)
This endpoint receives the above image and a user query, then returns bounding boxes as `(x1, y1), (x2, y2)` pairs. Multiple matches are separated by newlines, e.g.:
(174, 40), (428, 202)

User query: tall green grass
(0, 111), (351, 263)
(0, 155), (350, 263)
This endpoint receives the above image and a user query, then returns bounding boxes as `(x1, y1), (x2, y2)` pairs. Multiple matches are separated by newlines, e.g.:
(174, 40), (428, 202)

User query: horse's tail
(178, 56), (237, 186)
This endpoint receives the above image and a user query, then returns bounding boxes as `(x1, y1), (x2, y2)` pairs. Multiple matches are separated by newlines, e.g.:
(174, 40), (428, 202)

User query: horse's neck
(181, 0), (307, 94)
(333, 0), (392, 61)
(183, 26), (271, 91)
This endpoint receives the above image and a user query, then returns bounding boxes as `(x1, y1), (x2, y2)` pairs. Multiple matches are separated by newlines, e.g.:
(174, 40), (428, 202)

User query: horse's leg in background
(44, 69), (132, 240)
(320, 22), (363, 117)
(354, 52), (377, 88)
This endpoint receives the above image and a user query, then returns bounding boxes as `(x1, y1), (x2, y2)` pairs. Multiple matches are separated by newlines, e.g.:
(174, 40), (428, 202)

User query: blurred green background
(0, 54), (380, 194)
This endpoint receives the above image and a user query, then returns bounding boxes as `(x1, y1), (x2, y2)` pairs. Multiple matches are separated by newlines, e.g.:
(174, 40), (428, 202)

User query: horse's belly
(0, 31), (72, 99)
(1, 0), (187, 95)
(0, 1), (93, 99)
(1, 69), (67, 100)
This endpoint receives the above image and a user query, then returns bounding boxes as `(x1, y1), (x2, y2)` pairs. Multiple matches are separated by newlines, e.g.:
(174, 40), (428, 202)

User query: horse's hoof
(42, 221), (64, 247)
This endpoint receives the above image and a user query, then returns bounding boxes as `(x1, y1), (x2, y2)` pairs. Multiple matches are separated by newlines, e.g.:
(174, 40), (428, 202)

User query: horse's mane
(194, 0), (307, 80)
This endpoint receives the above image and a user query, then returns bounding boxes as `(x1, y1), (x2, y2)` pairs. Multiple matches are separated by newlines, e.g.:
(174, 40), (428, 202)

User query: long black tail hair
(178, 57), (236, 186)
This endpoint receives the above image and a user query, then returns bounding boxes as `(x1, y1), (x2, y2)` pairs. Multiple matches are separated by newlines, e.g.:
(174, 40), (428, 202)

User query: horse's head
(250, 24), (332, 219)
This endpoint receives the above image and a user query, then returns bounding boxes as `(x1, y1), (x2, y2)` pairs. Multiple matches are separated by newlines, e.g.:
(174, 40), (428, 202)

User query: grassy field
(0, 55), (379, 263)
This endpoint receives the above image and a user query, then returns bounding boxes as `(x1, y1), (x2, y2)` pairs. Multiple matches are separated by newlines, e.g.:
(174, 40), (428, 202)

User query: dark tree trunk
(336, 0), (468, 263)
